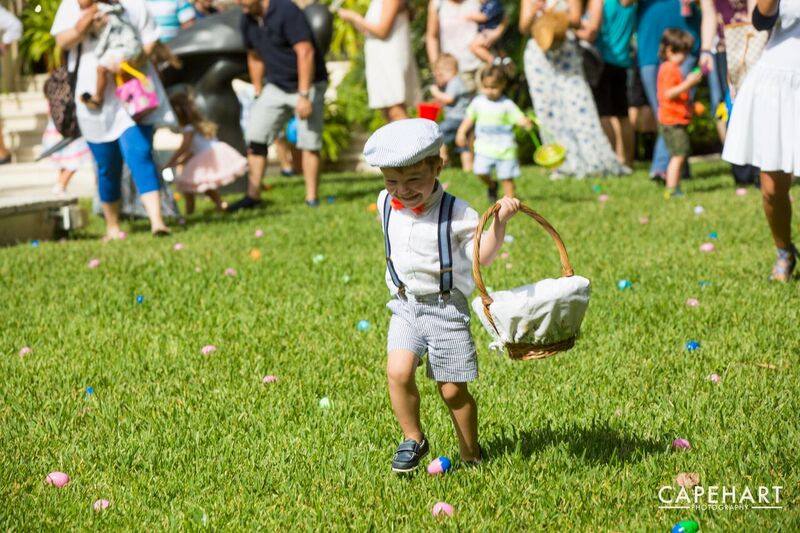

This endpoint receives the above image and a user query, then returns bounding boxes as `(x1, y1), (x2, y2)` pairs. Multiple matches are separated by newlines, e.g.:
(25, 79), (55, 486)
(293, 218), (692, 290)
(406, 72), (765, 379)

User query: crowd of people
(0, 0), (796, 276)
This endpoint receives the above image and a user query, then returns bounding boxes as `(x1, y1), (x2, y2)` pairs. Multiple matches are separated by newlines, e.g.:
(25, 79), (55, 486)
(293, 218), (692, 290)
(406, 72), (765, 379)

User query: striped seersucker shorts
(386, 290), (478, 382)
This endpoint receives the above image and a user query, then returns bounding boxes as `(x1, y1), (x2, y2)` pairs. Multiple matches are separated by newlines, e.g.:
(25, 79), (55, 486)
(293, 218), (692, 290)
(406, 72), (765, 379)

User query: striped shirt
(145, 0), (196, 42)
(466, 95), (524, 160)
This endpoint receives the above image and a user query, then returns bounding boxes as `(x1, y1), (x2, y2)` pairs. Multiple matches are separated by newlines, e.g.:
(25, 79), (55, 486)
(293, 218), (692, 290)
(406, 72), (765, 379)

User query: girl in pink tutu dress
(165, 93), (248, 214)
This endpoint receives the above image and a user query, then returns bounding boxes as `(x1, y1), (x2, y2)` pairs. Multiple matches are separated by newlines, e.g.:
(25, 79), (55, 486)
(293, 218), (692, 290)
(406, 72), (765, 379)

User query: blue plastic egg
(86, 386), (94, 395)
(671, 520), (699, 533)
(136, 295), (144, 304)
(31, 240), (40, 247)
(357, 320), (370, 332)
(285, 117), (298, 145)
(708, 231), (718, 239)
(685, 340), (700, 352)
(617, 279), (633, 290)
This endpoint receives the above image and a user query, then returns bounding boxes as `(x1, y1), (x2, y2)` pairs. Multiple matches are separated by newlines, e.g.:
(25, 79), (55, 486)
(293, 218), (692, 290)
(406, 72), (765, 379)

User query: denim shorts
(473, 153), (520, 180)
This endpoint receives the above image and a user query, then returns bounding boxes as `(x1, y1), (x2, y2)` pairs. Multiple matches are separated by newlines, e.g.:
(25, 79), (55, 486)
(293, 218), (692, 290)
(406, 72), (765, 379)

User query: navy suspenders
(382, 191), (456, 297)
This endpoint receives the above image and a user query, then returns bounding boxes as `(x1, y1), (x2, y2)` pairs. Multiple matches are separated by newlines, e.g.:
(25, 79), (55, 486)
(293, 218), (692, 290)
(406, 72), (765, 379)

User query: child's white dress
(723, 0), (800, 175)
(176, 126), (247, 193)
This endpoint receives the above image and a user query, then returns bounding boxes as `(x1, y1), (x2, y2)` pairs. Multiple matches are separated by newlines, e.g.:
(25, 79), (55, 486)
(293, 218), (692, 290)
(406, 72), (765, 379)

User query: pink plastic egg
(685, 298), (699, 307)
(19, 346), (32, 357)
(699, 243), (715, 253)
(87, 258), (101, 269)
(672, 438), (691, 450)
(224, 268), (237, 277)
(201, 345), (217, 355)
(262, 375), (277, 383)
(432, 502), (454, 517)
(45, 471), (70, 488)
(254, 229), (264, 238)
(639, 216), (650, 225)
(598, 194), (609, 203)
(93, 499), (111, 511)
(708, 373), (721, 383)
(173, 242), (185, 251)
(735, 187), (748, 196)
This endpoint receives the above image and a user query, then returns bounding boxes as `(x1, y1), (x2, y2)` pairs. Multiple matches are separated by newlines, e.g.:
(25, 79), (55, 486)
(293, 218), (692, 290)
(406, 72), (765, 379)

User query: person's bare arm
(293, 41), (315, 119)
(576, 0), (603, 41)
(619, 0), (637, 6)
(478, 197), (521, 266)
(519, 0), (541, 34)
(247, 49), (265, 95)
(430, 84), (455, 105)
(465, 11), (489, 23)
(426, 0), (441, 66)
(756, 0), (779, 16)
(455, 116), (474, 147)
(699, 0), (718, 71)
(54, 5), (99, 50)
(666, 70), (703, 99)
(164, 131), (194, 168)
(567, 0), (583, 28)
(338, 0), (402, 39)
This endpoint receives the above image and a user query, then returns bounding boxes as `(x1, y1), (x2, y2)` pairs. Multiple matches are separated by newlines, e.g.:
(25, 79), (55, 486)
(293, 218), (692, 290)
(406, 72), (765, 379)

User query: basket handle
(471, 202), (574, 336)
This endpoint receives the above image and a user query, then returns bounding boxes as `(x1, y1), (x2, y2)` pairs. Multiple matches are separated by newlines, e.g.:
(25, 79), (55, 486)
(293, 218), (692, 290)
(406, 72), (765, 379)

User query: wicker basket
(471, 202), (578, 361)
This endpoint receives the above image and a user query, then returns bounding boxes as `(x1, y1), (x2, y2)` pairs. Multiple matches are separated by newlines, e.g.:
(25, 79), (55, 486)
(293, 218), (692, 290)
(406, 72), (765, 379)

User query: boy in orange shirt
(657, 29), (703, 199)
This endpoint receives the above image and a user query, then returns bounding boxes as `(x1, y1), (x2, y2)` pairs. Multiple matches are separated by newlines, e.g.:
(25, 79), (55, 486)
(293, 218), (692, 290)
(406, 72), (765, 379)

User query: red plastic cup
(417, 102), (441, 122)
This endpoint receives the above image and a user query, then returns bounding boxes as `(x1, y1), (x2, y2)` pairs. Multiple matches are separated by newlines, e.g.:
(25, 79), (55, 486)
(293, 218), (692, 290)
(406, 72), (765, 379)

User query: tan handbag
(532, 10), (570, 52)
(723, 22), (769, 94)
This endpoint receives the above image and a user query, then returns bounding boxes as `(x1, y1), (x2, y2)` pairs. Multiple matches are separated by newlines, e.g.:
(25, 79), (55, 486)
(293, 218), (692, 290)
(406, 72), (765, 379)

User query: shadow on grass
(486, 420), (663, 465)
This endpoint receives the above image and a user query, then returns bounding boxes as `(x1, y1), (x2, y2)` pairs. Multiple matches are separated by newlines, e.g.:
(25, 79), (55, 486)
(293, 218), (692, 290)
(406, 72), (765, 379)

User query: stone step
(0, 161), (96, 198)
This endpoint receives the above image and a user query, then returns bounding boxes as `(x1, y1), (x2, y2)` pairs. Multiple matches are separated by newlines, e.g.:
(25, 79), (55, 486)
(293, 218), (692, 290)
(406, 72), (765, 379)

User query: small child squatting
(364, 119), (521, 472)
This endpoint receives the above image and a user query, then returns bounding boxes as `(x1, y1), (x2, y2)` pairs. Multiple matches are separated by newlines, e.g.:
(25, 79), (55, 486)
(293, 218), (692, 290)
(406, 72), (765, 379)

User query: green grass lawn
(1, 162), (798, 530)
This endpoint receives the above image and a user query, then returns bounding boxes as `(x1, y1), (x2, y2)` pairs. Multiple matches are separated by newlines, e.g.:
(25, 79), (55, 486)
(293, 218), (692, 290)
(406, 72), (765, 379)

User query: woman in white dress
(338, 0), (421, 122)
(723, 0), (800, 280)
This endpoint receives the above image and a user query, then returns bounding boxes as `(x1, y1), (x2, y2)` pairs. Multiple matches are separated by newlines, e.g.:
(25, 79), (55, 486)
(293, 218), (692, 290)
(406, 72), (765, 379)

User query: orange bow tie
(391, 197), (426, 215)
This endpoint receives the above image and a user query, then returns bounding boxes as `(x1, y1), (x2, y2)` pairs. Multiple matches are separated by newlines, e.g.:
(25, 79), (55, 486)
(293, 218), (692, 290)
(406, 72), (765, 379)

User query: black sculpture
(162, 4), (334, 155)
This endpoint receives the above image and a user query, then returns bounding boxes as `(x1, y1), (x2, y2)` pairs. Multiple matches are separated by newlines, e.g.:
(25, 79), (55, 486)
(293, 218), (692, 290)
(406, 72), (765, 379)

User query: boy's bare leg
(438, 382), (480, 461)
(439, 144), (450, 167)
(387, 350), (424, 442)
(666, 155), (684, 190)
(459, 150), (473, 172)
(501, 179), (516, 198)
(476, 173), (496, 189)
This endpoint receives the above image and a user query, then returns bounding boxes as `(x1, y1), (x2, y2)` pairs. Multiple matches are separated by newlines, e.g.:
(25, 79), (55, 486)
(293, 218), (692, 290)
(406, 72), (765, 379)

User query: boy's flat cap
(363, 118), (443, 168)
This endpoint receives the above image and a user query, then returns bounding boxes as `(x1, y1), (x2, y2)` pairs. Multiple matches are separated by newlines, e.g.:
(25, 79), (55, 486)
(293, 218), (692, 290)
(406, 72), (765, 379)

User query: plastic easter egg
(31, 240), (40, 247)
(357, 320), (371, 332)
(312, 254), (325, 264)
(249, 249), (262, 261)
(85, 386), (94, 395)
(432, 502), (454, 517)
(87, 258), (101, 269)
(427, 456), (452, 475)
(708, 373), (721, 383)
(735, 187), (748, 196)
(672, 519), (699, 533)
(326, 195), (335, 204)
(639, 216), (649, 225)
(45, 471), (70, 488)
(693, 205), (705, 215)
(699, 242), (715, 253)
(319, 396), (331, 408)
(367, 203), (378, 213)
(672, 438), (692, 450)
(254, 229), (264, 238)
(201, 344), (217, 355)
(285, 117), (298, 145)
(262, 375), (277, 384)
(93, 499), (111, 511)
(598, 194), (609, 203)
(708, 231), (718, 239)
(173, 242), (185, 251)
(503, 235), (514, 243)
(136, 295), (144, 304)
(617, 279), (633, 290)
(342, 274), (352, 284)
(19, 346), (32, 357)
(685, 340), (700, 352)
(698, 280), (712, 288)
(693, 101), (706, 116)
(225, 268), (237, 277)
(685, 298), (699, 307)
(591, 184), (602, 193)
(441, 182), (450, 190)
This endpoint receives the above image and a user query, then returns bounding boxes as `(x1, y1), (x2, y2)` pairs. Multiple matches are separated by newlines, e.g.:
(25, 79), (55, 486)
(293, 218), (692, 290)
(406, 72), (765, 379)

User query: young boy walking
(364, 119), (520, 472)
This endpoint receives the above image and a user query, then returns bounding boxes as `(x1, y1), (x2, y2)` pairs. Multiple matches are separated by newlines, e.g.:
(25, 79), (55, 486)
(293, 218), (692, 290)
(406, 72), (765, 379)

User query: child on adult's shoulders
(364, 118), (520, 473)
(456, 65), (532, 201)
(429, 54), (474, 172)
(465, 0), (506, 64)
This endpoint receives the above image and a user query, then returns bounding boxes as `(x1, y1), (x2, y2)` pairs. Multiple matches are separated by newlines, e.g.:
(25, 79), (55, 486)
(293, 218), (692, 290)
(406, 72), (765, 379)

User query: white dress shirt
(0, 6), (22, 45)
(378, 185), (480, 297)
(50, 0), (176, 143)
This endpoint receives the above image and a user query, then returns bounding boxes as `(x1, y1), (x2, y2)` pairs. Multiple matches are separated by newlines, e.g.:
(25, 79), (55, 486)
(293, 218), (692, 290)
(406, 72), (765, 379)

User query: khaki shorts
(245, 81), (327, 151)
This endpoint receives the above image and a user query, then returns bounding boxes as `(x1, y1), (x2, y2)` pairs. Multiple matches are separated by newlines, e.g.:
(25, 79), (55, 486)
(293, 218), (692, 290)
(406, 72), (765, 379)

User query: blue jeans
(640, 56), (697, 175)
(87, 124), (160, 203)
(707, 51), (728, 112)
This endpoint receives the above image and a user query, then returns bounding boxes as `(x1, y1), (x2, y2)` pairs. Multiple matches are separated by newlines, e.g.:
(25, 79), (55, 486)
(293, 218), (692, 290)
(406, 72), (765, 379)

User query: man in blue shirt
(229, 0), (329, 211)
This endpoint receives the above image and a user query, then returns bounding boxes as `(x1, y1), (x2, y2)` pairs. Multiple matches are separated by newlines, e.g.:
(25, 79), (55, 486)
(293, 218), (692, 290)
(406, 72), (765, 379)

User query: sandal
(770, 244), (798, 282)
